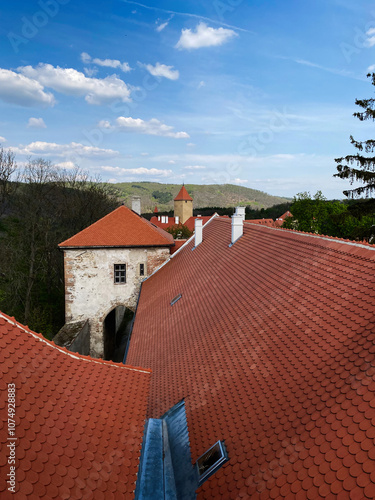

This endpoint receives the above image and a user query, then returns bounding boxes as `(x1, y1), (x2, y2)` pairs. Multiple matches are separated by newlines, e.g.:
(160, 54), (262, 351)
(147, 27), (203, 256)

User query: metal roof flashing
(135, 400), (197, 500)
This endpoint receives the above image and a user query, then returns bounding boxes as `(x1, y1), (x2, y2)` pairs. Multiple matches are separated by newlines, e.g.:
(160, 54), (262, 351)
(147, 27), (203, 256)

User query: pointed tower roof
(59, 205), (174, 248)
(154, 206), (158, 213)
(174, 185), (193, 202)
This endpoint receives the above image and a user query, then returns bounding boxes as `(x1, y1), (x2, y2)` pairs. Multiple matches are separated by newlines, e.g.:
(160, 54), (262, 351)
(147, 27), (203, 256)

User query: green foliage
(152, 190), (173, 204)
(335, 72), (375, 198)
(166, 224), (193, 239)
(246, 202), (292, 220)
(283, 191), (375, 241)
(113, 181), (289, 213)
(0, 158), (119, 338)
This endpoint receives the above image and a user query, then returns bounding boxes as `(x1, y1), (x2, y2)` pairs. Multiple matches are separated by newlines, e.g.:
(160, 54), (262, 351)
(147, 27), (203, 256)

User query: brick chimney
(132, 196), (141, 215)
(195, 218), (203, 247)
(231, 214), (243, 245)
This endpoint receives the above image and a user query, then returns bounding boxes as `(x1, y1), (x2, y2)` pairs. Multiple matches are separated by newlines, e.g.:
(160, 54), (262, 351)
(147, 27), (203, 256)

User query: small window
(140, 263), (145, 276)
(170, 294), (182, 306)
(196, 441), (228, 485)
(114, 264), (126, 283)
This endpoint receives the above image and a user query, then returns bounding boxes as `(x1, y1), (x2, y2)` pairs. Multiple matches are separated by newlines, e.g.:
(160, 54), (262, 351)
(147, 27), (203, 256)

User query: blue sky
(1, 0), (375, 199)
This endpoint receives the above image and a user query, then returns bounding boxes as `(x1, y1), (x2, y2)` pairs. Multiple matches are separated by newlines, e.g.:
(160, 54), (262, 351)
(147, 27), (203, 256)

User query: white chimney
(235, 206), (246, 220)
(194, 218), (203, 247)
(132, 196), (141, 215)
(231, 214), (243, 245)
(175, 216), (179, 224)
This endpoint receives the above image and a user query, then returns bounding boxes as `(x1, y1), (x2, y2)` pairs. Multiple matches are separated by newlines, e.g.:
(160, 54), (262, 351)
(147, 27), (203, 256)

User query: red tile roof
(59, 205), (174, 248)
(0, 311), (151, 500)
(127, 218), (375, 499)
(275, 210), (293, 227)
(174, 185), (193, 201)
(149, 215), (178, 230)
(170, 239), (188, 254)
(183, 216), (213, 232)
(150, 215), (222, 232)
(245, 218), (276, 227)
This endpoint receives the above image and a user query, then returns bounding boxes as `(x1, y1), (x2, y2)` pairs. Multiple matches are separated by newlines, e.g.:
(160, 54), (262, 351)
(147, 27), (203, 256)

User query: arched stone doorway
(103, 305), (134, 362)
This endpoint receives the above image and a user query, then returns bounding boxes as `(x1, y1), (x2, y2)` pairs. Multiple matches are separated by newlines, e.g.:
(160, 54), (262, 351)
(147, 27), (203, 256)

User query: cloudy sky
(1, 0), (375, 198)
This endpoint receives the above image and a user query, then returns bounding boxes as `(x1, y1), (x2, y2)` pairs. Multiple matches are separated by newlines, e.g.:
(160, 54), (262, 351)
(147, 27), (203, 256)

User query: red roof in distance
(174, 185), (193, 201)
(0, 311), (151, 499)
(153, 206), (158, 213)
(59, 205), (174, 248)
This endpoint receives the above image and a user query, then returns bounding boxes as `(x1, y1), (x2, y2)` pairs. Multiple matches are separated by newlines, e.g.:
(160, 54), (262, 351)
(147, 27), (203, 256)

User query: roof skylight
(196, 440), (228, 485)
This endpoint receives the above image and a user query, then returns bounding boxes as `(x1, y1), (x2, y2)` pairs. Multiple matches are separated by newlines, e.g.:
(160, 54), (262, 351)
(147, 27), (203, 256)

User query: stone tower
(58, 205), (173, 359)
(174, 185), (193, 224)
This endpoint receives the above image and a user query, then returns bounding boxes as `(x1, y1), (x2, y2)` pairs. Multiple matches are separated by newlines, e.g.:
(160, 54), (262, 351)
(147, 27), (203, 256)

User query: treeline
(283, 192), (375, 242)
(0, 149), (119, 338)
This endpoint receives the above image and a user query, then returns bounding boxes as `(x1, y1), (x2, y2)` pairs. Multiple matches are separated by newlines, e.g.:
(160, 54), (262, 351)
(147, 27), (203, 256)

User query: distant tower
(174, 185), (193, 224)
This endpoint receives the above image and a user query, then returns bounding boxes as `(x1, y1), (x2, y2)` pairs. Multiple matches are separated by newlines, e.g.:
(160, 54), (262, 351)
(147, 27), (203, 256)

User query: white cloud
(156, 14), (174, 32)
(27, 117), (46, 128)
(114, 116), (189, 138)
(0, 69), (55, 107)
(83, 67), (98, 77)
(168, 160), (176, 164)
(56, 161), (76, 169)
(198, 81), (205, 89)
(187, 143), (195, 147)
(156, 20), (169, 32)
(175, 22), (237, 50)
(0, 136), (7, 143)
(366, 28), (375, 47)
(13, 141), (118, 158)
(142, 62), (179, 80)
(140, 152), (149, 156)
(18, 63), (131, 105)
(232, 178), (248, 185)
(97, 120), (112, 129)
(81, 52), (131, 72)
(183, 165), (206, 170)
(368, 64), (375, 72)
(101, 166), (172, 177)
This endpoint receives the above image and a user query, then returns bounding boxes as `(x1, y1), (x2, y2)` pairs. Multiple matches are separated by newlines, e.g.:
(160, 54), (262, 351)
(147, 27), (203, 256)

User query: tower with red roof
(174, 184), (193, 224)
(58, 205), (173, 359)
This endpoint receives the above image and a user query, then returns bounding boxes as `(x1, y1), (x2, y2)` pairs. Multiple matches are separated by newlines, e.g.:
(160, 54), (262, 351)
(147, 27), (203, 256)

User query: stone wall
(63, 246), (170, 357)
(53, 319), (90, 356)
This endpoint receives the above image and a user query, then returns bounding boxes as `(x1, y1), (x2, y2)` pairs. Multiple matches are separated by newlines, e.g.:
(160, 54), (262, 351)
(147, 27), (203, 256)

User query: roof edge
(0, 312), (152, 374)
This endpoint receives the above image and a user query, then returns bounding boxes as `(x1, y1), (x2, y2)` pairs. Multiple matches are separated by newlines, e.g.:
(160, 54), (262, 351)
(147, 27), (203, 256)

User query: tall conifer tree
(335, 73), (375, 197)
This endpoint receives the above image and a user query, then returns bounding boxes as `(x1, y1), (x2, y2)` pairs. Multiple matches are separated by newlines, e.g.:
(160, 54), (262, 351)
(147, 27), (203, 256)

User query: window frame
(114, 264), (126, 284)
(196, 440), (228, 485)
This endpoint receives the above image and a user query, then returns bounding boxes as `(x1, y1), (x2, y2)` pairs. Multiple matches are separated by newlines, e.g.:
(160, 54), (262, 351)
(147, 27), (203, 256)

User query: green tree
(335, 72), (375, 197)
(152, 190), (172, 204)
(283, 191), (329, 233)
(166, 224), (193, 239)
(0, 159), (119, 337)
(0, 146), (18, 216)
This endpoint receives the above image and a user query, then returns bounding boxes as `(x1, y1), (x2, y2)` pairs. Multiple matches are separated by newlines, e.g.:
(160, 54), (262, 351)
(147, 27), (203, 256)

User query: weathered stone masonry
(63, 246), (170, 357)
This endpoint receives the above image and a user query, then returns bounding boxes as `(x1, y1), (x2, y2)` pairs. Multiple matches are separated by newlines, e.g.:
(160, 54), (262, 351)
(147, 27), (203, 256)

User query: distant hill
(112, 182), (290, 213)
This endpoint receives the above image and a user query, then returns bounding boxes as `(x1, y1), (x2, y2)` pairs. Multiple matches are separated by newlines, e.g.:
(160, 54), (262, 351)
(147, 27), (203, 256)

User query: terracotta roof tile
(174, 185), (193, 201)
(59, 205), (173, 248)
(0, 311), (151, 499)
(127, 218), (375, 499)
